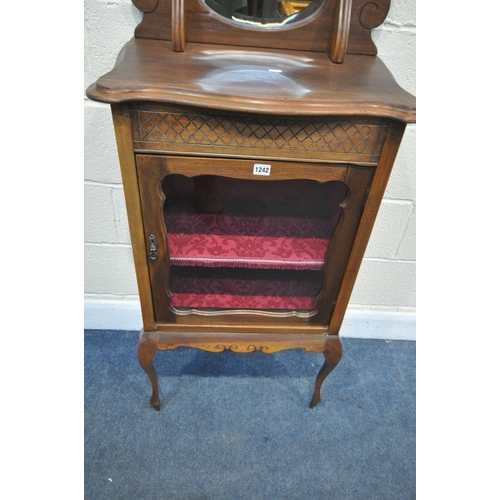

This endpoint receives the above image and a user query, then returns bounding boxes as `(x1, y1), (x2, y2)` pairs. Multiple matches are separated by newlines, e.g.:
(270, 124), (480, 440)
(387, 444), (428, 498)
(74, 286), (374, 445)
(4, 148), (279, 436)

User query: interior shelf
(169, 267), (323, 311)
(164, 206), (334, 270)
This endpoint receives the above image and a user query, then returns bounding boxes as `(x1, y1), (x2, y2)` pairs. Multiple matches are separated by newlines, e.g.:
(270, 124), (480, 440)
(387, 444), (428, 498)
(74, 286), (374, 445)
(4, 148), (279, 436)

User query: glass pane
(162, 175), (347, 313)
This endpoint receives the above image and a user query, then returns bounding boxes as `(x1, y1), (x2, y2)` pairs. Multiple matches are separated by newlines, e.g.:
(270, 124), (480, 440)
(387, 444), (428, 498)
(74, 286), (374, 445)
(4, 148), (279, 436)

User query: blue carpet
(85, 330), (415, 499)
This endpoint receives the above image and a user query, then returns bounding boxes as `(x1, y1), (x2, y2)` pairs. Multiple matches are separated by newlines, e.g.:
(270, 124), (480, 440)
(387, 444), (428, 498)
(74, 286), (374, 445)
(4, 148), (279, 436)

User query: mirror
(202, 0), (325, 29)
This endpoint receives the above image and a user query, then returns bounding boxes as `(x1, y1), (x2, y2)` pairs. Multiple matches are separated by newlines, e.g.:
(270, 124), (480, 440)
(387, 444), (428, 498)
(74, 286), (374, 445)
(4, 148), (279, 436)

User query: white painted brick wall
(84, 0), (416, 335)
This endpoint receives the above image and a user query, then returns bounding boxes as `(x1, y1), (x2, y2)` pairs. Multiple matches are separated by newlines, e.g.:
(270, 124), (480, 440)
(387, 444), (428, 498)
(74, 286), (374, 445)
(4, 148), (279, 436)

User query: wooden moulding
(328, 120), (407, 334)
(86, 41), (416, 123)
(111, 104), (156, 330)
(155, 322), (328, 334)
(132, 0), (390, 57)
(153, 330), (329, 353)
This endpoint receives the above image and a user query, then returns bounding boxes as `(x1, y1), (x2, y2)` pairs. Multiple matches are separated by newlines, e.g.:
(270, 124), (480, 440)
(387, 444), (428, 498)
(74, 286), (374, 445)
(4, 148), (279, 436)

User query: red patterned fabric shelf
(169, 268), (322, 310)
(164, 206), (339, 270)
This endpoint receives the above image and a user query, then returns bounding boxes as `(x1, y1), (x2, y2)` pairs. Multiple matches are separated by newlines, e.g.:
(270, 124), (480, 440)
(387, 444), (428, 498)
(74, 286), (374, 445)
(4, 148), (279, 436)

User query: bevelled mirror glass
(202, 0), (325, 28)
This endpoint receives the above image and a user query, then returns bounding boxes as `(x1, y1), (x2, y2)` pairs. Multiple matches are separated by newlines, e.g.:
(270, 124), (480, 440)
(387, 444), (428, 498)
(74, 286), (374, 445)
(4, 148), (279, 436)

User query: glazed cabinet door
(136, 154), (373, 328)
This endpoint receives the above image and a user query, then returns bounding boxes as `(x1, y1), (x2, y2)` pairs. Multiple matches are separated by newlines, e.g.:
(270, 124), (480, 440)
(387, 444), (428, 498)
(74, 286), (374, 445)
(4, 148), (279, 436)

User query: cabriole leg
(137, 330), (160, 411)
(310, 336), (342, 409)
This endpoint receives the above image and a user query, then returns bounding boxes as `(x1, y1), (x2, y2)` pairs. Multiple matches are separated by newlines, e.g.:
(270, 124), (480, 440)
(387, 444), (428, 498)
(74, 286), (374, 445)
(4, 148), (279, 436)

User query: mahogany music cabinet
(86, 0), (416, 410)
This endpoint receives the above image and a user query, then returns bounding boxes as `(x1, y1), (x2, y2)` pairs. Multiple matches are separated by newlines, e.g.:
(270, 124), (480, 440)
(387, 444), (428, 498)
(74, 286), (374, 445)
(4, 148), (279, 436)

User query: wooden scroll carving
(132, 0), (390, 57)
(348, 0), (391, 55)
(155, 332), (328, 354)
(132, 0), (159, 13)
(134, 1), (173, 41)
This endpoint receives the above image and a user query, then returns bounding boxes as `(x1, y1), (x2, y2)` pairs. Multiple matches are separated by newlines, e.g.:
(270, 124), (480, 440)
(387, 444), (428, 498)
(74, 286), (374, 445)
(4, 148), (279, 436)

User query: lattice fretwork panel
(131, 109), (388, 162)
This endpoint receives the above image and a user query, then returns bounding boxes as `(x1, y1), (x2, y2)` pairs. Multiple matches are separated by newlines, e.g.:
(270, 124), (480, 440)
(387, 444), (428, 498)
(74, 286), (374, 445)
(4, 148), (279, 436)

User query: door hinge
(330, 301), (337, 318)
(362, 188), (370, 208)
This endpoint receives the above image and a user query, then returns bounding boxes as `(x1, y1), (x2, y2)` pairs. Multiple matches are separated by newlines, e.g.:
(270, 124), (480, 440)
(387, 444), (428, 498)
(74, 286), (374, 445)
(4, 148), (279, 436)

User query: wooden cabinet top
(86, 38), (415, 122)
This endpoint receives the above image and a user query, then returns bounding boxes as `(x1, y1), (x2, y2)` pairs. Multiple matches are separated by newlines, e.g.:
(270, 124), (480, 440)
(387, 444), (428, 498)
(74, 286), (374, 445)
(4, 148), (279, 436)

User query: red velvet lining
(170, 293), (317, 310)
(166, 232), (329, 270)
(164, 205), (335, 270)
(169, 275), (320, 310)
